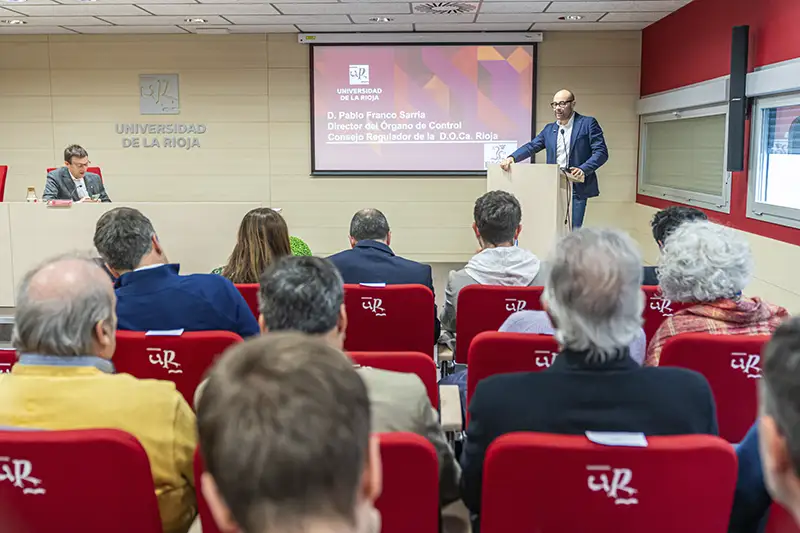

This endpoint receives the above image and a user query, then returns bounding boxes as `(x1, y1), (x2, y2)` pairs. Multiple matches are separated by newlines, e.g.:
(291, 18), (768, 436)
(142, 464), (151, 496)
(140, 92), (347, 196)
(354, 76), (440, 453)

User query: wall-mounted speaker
(727, 25), (749, 172)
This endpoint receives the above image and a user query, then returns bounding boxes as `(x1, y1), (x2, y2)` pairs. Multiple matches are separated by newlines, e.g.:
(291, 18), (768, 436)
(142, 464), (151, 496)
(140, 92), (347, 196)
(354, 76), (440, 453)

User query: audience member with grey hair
(460, 228), (719, 520)
(198, 256), (460, 505)
(647, 220), (787, 366)
(328, 208), (440, 342)
(0, 253), (197, 533)
(94, 206), (258, 338)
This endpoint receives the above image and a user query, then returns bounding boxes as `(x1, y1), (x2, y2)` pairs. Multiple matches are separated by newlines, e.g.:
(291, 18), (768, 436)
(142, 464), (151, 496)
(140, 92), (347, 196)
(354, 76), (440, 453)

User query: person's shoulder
(358, 367), (426, 398)
(638, 365), (712, 392)
(391, 252), (431, 273)
(107, 372), (185, 403)
(84, 171), (102, 182)
(46, 167), (64, 180)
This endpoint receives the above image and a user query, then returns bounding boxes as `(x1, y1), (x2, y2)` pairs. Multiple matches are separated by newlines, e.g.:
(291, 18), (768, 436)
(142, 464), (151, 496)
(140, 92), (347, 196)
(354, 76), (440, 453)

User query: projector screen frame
(309, 41), (538, 177)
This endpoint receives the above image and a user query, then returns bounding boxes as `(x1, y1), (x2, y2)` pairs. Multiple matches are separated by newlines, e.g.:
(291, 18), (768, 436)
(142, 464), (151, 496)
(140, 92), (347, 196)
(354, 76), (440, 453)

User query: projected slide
(311, 44), (535, 174)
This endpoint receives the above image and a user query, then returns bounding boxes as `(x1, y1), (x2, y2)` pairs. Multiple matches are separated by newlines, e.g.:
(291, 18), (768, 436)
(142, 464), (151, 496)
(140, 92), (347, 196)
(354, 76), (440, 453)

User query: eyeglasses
(550, 100), (575, 109)
(70, 161), (91, 169)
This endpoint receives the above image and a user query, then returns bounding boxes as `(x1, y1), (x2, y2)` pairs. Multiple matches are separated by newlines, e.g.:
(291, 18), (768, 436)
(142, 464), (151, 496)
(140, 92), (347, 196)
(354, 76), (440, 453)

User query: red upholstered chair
(642, 285), (691, 344)
(466, 332), (559, 423)
(234, 283), (260, 321)
(114, 330), (242, 407)
(47, 166), (103, 182)
(343, 284), (434, 359)
(0, 165), (7, 202)
(0, 348), (15, 373)
(481, 432), (737, 533)
(350, 351), (439, 409)
(659, 333), (770, 443)
(194, 448), (222, 533)
(766, 503), (800, 533)
(0, 428), (162, 533)
(455, 285), (544, 364)
(376, 432), (439, 533)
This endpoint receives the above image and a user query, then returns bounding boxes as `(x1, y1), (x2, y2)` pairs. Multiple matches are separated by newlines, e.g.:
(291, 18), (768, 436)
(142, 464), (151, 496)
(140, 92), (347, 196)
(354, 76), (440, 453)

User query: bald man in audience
(0, 254), (197, 533)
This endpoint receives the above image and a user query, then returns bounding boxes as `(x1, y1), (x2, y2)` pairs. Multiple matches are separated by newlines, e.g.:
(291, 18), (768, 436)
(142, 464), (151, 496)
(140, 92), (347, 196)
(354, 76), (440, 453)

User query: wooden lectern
(486, 163), (570, 258)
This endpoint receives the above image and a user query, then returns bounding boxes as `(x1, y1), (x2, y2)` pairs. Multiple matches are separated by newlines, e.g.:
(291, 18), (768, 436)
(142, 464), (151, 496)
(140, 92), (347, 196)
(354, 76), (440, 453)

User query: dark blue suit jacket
(730, 423), (771, 533)
(114, 264), (259, 338)
(509, 112), (608, 199)
(328, 240), (440, 341)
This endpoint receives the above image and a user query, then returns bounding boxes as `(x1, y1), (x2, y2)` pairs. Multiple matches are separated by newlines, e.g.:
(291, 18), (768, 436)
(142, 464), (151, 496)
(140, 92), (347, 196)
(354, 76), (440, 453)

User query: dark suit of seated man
(460, 228), (718, 528)
(94, 207), (259, 339)
(43, 144), (111, 202)
(642, 205), (708, 286)
(328, 208), (440, 342)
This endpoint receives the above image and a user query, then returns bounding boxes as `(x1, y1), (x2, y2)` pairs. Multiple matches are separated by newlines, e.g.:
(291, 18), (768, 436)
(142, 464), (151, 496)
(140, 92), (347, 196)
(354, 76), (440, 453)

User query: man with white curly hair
(460, 228), (719, 521)
(646, 220), (788, 366)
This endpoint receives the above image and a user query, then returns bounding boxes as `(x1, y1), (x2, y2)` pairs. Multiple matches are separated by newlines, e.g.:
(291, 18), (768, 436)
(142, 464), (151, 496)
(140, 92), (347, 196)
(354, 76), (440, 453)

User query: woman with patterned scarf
(645, 220), (788, 366)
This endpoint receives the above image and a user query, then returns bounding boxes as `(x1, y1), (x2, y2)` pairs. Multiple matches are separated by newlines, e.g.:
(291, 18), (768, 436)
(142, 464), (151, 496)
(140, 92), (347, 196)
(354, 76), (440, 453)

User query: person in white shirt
(43, 144), (111, 202)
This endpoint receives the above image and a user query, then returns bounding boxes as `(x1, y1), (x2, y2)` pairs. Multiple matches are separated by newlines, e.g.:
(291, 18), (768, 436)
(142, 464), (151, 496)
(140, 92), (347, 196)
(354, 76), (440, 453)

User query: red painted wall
(638, 0), (800, 246)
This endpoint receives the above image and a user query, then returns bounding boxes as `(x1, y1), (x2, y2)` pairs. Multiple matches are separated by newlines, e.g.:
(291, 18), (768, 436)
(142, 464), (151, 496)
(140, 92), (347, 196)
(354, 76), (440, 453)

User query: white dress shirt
(69, 170), (89, 199)
(555, 113), (575, 169)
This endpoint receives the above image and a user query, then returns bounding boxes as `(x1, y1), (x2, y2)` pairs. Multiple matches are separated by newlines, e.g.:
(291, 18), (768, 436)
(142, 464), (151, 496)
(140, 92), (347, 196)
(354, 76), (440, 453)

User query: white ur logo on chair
(504, 299), (527, 312)
(0, 458), (45, 495)
(147, 348), (183, 374)
(648, 295), (674, 316)
(534, 350), (557, 368)
(730, 352), (762, 379)
(587, 465), (638, 505)
(361, 297), (386, 317)
(0, 363), (10, 374)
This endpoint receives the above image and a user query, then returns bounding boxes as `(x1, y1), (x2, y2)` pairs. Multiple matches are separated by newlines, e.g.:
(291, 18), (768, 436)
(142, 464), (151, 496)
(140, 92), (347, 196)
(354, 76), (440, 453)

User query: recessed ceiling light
(368, 16), (393, 23)
(185, 17), (208, 23)
(558, 15), (584, 21)
(75, 0), (97, 3)
(0, 19), (26, 24)
(2, 0), (27, 4)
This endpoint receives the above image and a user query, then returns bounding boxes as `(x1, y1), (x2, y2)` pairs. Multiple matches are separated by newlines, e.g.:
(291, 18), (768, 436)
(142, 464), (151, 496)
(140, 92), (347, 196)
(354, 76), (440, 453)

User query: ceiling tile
(0, 24), (76, 33)
(278, 3), (411, 14)
(56, 0), (196, 3)
(350, 13), (474, 22)
(477, 12), (604, 22)
(0, 6), (21, 15)
(145, 3), (281, 15)
(299, 22), (416, 31)
(199, 0), (335, 3)
(477, 2), (549, 13)
(0, 0), (57, 5)
(8, 5), (151, 16)
(66, 24), (190, 33)
(546, 1), (687, 12)
(415, 21), (531, 30)
(226, 14), (350, 23)
(102, 15), (231, 25)
(6, 16), (109, 24)
(532, 21), (649, 30)
(410, 2), (479, 15)
(182, 23), (299, 32)
(601, 10), (670, 21)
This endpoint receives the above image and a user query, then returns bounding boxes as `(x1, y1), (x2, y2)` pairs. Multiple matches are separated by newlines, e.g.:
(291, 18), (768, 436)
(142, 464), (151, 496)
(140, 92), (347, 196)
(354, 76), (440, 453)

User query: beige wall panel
(302, 226), (478, 258)
(3, 151), (61, 201)
(269, 148), (311, 175)
(536, 94), (639, 125)
(278, 200), (474, 230)
(267, 36), (309, 69)
(1, 96), (53, 122)
(538, 66), (641, 96)
(268, 123), (310, 150)
(0, 70), (51, 96)
(48, 39), (268, 70)
(0, 42), (50, 69)
(0, 206), (14, 307)
(102, 172), (272, 203)
(82, 148), (270, 177)
(539, 34), (641, 68)
(271, 176), (485, 203)
(268, 68), (310, 96)
(0, 123), (54, 151)
(268, 95), (311, 123)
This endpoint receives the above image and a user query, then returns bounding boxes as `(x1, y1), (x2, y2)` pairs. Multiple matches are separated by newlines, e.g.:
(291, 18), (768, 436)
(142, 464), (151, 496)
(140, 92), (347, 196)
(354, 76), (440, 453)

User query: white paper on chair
(145, 329), (185, 337)
(360, 282), (386, 288)
(585, 431), (648, 448)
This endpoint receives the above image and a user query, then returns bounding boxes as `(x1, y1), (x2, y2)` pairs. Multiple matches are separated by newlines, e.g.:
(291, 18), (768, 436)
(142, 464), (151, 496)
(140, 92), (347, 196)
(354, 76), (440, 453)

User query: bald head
(12, 254), (117, 358)
(552, 89), (576, 123)
(349, 208), (390, 243)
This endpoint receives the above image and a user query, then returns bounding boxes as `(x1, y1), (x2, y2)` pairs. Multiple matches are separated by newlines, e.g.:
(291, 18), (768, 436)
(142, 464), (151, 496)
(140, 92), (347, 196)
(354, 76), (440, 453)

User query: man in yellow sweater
(0, 253), (197, 533)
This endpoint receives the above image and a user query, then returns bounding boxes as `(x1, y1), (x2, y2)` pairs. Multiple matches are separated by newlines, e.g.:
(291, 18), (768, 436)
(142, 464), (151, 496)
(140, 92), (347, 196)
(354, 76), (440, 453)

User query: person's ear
(94, 319), (115, 354)
(201, 473), (239, 533)
(338, 304), (348, 336)
(349, 236), (357, 249)
(258, 314), (267, 334)
(514, 224), (522, 239)
(657, 239), (664, 249)
(152, 234), (164, 257)
(385, 231), (391, 246)
(472, 222), (481, 242)
(761, 415), (793, 478)
(105, 262), (121, 279)
(360, 434), (382, 504)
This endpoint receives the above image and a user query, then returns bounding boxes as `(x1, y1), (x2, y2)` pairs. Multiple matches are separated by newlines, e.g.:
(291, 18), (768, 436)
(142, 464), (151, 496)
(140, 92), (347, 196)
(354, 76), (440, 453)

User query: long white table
(0, 202), (265, 307)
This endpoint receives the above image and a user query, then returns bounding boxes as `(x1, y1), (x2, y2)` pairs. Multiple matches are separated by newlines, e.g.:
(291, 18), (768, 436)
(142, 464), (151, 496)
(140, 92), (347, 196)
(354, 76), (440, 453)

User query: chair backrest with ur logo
(641, 286), (691, 344)
(0, 348), (15, 374)
(114, 330), (243, 407)
(350, 351), (439, 409)
(480, 432), (736, 533)
(0, 428), (163, 533)
(455, 285), (544, 364)
(343, 284), (434, 359)
(659, 333), (770, 443)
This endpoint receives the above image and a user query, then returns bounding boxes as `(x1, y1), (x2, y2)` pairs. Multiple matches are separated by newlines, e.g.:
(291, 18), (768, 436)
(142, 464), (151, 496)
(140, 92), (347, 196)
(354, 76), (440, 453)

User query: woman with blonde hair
(214, 208), (297, 284)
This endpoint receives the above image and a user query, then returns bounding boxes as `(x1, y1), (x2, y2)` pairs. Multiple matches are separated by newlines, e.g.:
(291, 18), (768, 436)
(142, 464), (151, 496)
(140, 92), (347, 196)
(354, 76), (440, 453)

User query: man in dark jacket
(643, 206), (708, 285)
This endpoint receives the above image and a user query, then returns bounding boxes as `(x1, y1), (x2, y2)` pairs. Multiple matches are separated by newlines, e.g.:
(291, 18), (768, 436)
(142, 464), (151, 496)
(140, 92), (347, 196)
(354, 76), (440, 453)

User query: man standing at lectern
(500, 89), (608, 229)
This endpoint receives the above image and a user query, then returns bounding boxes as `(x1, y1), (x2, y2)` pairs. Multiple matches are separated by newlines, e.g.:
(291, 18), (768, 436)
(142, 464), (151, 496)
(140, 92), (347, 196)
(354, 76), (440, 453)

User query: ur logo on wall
(349, 65), (369, 86)
(140, 74), (180, 115)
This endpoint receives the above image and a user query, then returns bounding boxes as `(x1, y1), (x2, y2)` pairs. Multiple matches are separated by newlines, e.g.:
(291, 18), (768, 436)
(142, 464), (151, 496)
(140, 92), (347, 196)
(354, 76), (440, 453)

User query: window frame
(746, 91), (800, 230)
(638, 104), (731, 214)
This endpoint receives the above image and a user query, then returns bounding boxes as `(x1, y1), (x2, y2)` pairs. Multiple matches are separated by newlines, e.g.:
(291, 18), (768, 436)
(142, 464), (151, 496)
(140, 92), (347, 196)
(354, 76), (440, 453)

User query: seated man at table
(328, 208), (440, 342)
(43, 144), (111, 202)
(0, 254), (196, 533)
(254, 256), (460, 504)
(93, 207), (258, 338)
(460, 228), (718, 523)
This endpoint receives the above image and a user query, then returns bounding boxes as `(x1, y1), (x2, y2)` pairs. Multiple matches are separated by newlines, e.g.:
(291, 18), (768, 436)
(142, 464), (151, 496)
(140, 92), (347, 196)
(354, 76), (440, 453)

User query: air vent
(414, 1), (476, 15)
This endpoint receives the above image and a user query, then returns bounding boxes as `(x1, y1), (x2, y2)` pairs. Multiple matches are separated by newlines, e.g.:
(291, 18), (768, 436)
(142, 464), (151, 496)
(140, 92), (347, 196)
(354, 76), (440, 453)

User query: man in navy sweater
(93, 207), (258, 338)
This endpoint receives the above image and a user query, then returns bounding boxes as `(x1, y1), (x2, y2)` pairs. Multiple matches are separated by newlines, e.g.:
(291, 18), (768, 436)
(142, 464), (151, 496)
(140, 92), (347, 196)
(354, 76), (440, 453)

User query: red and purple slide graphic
(312, 44), (535, 173)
